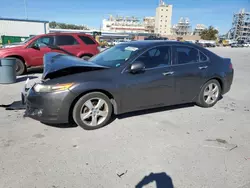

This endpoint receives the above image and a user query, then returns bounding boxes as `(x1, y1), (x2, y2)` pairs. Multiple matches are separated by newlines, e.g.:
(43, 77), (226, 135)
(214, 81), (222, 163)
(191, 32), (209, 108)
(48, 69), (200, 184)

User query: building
(0, 18), (49, 37)
(193, 24), (207, 36)
(143, 17), (155, 33)
(154, 0), (172, 35)
(172, 17), (192, 36)
(230, 9), (250, 42)
(102, 15), (146, 33)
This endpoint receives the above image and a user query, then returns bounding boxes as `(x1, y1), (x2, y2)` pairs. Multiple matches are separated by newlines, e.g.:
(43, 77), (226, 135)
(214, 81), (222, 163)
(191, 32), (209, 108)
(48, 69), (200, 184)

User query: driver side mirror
(30, 43), (40, 50)
(129, 61), (145, 74)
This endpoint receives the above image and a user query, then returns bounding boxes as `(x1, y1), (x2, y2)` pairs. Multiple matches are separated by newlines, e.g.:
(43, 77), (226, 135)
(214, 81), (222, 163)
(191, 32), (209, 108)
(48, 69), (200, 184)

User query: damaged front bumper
(22, 79), (77, 124)
(21, 78), (34, 105)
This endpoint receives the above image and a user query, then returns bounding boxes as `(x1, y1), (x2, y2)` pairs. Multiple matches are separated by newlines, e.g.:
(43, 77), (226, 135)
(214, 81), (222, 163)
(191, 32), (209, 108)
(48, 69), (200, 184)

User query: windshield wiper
(41, 42), (76, 57)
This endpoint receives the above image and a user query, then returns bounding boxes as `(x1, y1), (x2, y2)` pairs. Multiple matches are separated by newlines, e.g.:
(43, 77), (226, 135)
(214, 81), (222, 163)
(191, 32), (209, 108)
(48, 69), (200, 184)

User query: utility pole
(24, 0), (28, 19)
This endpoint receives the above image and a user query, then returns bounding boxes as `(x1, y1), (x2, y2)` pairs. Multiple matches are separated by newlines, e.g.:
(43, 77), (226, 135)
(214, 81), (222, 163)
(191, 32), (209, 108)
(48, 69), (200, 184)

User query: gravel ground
(0, 47), (250, 188)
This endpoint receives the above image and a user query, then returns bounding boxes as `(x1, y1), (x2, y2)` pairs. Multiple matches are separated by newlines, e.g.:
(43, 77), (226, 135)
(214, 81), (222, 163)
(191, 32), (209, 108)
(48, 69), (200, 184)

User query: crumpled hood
(42, 52), (108, 80)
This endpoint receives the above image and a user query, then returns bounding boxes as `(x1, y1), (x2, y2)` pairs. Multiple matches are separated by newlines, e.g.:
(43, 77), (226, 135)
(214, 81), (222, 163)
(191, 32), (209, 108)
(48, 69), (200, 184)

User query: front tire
(72, 92), (113, 130)
(196, 79), (221, 108)
(15, 58), (27, 76)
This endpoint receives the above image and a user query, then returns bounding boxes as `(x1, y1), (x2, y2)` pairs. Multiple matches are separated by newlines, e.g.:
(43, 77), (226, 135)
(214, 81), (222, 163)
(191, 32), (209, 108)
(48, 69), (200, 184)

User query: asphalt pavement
(0, 47), (250, 188)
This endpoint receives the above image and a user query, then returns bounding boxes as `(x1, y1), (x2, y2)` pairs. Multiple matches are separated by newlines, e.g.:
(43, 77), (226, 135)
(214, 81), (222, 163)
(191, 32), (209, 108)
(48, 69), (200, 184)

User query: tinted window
(55, 35), (79, 46)
(199, 51), (208, 62)
(136, 46), (171, 69)
(175, 46), (199, 64)
(34, 36), (54, 47)
(78, 35), (96, 45)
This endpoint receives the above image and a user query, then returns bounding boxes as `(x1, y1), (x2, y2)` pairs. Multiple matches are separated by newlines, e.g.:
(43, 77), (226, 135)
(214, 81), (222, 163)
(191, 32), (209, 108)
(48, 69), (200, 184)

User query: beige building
(154, 1), (172, 35)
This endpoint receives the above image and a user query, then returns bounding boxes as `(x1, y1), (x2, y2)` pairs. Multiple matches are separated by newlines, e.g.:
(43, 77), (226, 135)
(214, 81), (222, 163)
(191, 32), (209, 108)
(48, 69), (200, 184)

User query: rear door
(54, 35), (81, 56)
(171, 45), (210, 103)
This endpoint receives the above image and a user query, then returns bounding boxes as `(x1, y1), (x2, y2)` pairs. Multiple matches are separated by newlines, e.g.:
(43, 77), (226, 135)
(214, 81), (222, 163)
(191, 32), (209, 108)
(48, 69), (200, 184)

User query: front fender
(69, 81), (122, 114)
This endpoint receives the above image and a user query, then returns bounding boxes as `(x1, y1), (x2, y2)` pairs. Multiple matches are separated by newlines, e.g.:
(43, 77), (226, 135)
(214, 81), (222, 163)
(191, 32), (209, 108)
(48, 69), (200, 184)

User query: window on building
(136, 46), (171, 68)
(161, 15), (163, 17)
(175, 46), (199, 65)
(55, 35), (79, 46)
(78, 35), (96, 45)
(161, 9), (163, 11)
(166, 16), (167, 18)
(165, 20), (167, 22)
(161, 20), (162, 22)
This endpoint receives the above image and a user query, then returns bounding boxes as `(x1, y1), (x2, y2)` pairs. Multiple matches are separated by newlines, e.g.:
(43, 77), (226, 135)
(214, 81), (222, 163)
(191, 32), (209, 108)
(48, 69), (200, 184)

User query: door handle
(163, 71), (174, 76)
(199, 66), (208, 70)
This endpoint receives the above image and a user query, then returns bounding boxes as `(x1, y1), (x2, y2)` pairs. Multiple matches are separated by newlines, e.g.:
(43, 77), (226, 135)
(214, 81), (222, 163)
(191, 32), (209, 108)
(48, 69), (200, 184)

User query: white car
(243, 43), (250, 47)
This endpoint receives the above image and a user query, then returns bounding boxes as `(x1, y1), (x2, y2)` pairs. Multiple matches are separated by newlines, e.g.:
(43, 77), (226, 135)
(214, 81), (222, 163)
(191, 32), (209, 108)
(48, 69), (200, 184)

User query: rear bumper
(25, 88), (77, 124)
(222, 70), (234, 95)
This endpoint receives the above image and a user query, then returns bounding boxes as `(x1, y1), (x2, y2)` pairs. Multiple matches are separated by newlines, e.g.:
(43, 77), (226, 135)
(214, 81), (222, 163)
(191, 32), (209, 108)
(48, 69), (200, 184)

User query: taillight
(229, 63), (233, 70)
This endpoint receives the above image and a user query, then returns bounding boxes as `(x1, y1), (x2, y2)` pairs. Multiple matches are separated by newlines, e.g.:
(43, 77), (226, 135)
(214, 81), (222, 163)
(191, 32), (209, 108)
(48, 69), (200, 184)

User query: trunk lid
(42, 52), (108, 80)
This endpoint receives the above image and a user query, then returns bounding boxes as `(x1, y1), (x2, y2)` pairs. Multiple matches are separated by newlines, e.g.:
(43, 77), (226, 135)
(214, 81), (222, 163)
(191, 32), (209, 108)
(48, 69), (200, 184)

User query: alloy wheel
(203, 83), (219, 105)
(80, 98), (109, 127)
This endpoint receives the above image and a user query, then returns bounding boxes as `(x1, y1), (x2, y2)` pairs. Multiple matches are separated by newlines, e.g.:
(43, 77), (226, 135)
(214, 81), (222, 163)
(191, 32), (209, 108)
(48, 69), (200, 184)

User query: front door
(26, 35), (55, 66)
(171, 45), (210, 102)
(121, 45), (177, 112)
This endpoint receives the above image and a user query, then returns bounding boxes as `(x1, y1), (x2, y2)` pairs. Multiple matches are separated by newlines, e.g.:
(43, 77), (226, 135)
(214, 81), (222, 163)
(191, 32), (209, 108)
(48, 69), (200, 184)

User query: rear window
(78, 35), (96, 45)
(55, 35), (79, 46)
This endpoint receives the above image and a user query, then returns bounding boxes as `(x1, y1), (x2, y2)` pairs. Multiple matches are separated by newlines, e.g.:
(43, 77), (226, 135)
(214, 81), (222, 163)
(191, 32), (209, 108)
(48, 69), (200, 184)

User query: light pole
(24, 0), (28, 19)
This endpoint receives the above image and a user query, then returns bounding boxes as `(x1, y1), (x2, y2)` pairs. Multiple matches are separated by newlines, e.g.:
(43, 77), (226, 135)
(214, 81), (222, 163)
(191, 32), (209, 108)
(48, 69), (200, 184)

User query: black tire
(72, 92), (113, 130)
(15, 58), (27, 76)
(81, 55), (91, 61)
(196, 79), (221, 108)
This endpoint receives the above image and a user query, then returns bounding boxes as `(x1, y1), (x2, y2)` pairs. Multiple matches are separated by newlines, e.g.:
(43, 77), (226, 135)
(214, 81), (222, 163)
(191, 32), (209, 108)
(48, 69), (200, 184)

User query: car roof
(120, 40), (198, 48)
(36, 33), (91, 37)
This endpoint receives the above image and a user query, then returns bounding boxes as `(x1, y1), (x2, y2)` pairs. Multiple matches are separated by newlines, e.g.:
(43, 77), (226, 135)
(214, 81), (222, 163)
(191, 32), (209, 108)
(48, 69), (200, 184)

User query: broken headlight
(33, 83), (75, 93)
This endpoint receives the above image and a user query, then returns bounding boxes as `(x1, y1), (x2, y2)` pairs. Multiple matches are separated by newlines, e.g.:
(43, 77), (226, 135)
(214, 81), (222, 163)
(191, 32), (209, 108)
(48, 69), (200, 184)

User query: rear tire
(72, 92), (113, 130)
(196, 79), (221, 108)
(15, 58), (27, 76)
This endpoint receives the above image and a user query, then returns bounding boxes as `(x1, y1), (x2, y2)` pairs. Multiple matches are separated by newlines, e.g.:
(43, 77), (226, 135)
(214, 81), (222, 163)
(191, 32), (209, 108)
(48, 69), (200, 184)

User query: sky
(0, 0), (249, 34)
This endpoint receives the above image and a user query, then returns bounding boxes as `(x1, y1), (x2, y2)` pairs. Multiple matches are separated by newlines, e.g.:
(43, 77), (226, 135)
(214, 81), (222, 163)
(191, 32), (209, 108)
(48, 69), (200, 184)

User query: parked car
(243, 43), (250, 47)
(24, 41), (234, 130)
(0, 33), (100, 75)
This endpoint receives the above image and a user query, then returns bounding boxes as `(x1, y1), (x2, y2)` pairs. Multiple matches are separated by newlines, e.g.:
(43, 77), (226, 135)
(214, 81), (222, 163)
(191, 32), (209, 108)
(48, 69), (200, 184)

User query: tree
(49, 21), (88, 30)
(49, 21), (57, 28)
(200, 26), (219, 40)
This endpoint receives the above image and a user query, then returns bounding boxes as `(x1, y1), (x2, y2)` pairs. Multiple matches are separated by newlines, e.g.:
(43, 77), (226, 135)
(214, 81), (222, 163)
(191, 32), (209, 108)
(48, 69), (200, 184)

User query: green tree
(200, 26), (219, 40)
(49, 21), (57, 28)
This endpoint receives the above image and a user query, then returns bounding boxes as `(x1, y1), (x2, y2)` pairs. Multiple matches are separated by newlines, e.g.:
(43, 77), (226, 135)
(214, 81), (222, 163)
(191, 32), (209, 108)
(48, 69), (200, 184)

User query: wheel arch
(206, 77), (224, 93)
(6, 55), (25, 64)
(68, 89), (118, 123)
(79, 53), (93, 58)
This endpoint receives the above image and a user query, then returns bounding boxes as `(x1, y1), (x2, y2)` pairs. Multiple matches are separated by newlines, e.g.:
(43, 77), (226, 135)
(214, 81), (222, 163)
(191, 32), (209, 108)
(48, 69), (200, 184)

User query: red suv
(0, 33), (100, 75)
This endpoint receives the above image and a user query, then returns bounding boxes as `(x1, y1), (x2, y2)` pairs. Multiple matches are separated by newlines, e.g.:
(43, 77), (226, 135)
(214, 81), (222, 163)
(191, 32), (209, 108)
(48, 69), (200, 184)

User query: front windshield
(20, 35), (36, 44)
(90, 44), (141, 68)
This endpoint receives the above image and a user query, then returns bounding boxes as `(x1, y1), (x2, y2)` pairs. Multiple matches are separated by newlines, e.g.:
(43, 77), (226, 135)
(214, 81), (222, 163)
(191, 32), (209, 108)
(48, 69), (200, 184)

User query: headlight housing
(33, 83), (75, 93)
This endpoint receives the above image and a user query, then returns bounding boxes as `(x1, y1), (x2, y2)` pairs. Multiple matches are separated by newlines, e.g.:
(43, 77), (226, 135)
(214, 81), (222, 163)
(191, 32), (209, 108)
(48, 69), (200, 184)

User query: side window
(78, 35), (96, 45)
(199, 51), (208, 62)
(34, 36), (54, 47)
(175, 46), (199, 64)
(136, 46), (171, 69)
(55, 35), (79, 46)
